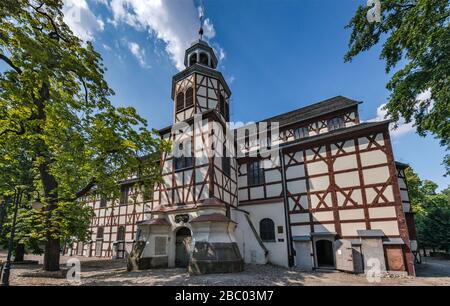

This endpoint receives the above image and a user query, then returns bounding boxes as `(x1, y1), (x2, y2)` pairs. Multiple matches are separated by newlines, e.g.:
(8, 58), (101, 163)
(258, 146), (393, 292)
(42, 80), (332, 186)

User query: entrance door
(334, 239), (354, 272)
(95, 239), (103, 257)
(316, 239), (334, 267)
(175, 227), (192, 268)
(116, 226), (126, 259)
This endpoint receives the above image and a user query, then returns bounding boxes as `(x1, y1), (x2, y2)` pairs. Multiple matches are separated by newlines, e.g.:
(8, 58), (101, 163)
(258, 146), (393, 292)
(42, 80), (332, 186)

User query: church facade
(66, 38), (417, 276)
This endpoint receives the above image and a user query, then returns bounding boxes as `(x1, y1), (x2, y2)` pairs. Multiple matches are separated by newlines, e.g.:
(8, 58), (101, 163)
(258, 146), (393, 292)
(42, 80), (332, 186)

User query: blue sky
(50, 0), (450, 190)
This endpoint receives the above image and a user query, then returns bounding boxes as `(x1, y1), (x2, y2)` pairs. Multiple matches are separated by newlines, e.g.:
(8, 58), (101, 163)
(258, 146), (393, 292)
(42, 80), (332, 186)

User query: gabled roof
(259, 95), (361, 128)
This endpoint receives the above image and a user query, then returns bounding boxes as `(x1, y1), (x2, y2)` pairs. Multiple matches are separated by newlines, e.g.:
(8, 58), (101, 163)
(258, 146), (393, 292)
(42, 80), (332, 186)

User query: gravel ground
(1, 252), (449, 286)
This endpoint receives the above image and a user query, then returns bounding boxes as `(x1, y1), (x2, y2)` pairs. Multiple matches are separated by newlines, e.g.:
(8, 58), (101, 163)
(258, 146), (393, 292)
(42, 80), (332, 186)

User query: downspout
(280, 148), (295, 267)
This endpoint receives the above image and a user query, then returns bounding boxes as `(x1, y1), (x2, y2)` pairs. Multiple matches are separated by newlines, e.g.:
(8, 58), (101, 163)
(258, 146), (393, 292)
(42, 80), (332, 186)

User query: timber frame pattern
(66, 38), (416, 276)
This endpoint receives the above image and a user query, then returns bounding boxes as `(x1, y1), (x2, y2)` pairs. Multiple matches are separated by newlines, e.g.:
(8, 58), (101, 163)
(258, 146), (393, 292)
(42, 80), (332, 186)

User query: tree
(415, 186), (450, 253)
(0, 1), (169, 271)
(405, 166), (450, 252)
(345, 0), (450, 173)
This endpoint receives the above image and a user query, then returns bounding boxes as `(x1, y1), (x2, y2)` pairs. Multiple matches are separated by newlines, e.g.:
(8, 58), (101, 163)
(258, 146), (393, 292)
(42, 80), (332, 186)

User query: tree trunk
(14, 243), (25, 262)
(39, 160), (60, 271)
(43, 237), (61, 271)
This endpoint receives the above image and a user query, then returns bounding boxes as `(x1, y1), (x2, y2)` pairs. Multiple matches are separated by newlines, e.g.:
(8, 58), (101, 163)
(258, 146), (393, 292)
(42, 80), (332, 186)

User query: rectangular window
(294, 126), (309, 139)
(222, 157), (231, 177)
(222, 145), (231, 177)
(99, 196), (107, 208)
(96, 227), (104, 239)
(248, 160), (265, 186)
(174, 156), (194, 170)
(120, 186), (129, 205)
(327, 117), (344, 131)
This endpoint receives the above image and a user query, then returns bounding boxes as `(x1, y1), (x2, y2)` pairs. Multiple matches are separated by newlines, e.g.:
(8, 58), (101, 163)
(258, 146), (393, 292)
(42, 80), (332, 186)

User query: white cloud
(63, 0), (105, 41)
(367, 89), (433, 138)
(107, 0), (221, 70)
(128, 41), (149, 68)
(367, 103), (415, 138)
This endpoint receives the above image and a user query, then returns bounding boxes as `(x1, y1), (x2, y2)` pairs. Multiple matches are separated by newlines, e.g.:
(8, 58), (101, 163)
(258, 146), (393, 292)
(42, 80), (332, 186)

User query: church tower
(135, 23), (243, 274)
(172, 38), (231, 123)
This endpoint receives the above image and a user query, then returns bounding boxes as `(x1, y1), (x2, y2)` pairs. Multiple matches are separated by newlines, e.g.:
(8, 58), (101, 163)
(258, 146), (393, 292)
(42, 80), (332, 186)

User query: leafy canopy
(0, 0), (169, 247)
(345, 0), (450, 173)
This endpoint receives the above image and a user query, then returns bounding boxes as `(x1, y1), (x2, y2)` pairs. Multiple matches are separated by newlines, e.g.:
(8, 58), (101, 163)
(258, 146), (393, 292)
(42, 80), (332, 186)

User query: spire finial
(198, 4), (204, 40)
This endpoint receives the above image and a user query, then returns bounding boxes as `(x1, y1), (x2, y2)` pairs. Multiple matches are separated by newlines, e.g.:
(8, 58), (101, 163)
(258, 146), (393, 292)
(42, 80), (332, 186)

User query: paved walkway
(1, 252), (449, 286)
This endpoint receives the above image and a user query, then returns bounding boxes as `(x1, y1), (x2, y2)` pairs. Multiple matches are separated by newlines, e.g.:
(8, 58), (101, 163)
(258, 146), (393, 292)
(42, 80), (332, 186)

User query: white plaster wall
(370, 221), (400, 236)
(334, 171), (360, 188)
(341, 222), (367, 236)
(360, 150), (387, 167)
(339, 208), (365, 221)
(243, 202), (289, 267)
(368, 206), (397, 219)
(333, 154), (358, 172)
(314, 223), (335, 233)
(232, 209), (268, 265)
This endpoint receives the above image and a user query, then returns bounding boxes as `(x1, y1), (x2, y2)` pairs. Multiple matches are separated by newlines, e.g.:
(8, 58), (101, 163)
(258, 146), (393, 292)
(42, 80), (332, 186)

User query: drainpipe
(280, 148), (295, 267)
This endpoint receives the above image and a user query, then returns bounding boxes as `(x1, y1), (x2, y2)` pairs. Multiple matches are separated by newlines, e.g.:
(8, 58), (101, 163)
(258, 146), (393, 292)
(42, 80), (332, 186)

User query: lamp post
(1, 187), (23, 286)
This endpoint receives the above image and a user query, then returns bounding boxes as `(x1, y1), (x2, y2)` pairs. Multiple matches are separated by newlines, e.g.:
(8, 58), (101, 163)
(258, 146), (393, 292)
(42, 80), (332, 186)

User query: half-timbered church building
(66, 31), (418, 276)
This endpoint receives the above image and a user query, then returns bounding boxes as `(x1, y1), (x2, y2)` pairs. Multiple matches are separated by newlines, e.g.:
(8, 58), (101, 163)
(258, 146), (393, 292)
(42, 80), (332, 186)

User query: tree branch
(0, 53), (22, 74)
(75, 179), (97, 199)
(30, 4), (68, 43)
(0, 122), (25, 137)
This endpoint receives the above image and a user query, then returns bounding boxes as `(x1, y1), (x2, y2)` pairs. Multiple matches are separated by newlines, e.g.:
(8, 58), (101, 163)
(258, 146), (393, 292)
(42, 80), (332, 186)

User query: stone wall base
(188, 241), (244, 274)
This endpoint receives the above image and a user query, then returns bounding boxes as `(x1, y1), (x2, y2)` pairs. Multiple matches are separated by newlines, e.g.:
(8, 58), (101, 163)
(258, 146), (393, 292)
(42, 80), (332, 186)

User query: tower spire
(198, 3), (204, 40)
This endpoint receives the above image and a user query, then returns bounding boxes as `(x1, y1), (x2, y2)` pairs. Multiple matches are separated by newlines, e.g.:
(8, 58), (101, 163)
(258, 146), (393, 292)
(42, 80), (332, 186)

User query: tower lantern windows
(199, 52), (209, 66)
(189, 53), (197, 66)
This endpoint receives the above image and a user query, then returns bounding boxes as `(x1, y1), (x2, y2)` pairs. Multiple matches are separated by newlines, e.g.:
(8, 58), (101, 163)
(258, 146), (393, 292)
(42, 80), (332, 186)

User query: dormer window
(328, 117), (345, 131)
(199, 52), (209, 66)
(294, 126), (309, 139)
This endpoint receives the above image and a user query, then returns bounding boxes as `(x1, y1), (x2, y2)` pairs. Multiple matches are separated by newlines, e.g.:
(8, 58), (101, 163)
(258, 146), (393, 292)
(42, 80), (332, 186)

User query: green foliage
(415, 190), (450, 252)
(0, 0), (168, 263)
(405, 166), (450, 252)
(345, 0), (450, 174)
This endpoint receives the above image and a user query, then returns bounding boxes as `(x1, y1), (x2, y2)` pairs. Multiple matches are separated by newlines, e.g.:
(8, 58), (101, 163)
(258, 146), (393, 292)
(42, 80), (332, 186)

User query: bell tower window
(176, 92), (184, 111)
(185, 87), (194, 107)
(199, 52), (209, 66)
(189, 53), (197, 66)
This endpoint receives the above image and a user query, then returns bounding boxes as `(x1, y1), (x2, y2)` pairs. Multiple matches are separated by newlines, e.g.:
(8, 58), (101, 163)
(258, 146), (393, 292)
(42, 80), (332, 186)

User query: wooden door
(334, 239), (354, 272)
(175, 228), (192, 267)
(385, 245), (405, 271)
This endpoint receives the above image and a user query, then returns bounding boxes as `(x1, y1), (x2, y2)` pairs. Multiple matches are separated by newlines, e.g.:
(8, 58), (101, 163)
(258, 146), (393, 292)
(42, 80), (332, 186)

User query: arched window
(199, 52), (209, 66)
(260, 218), (275, 242)
(176, 92), (184, 111)
(189, 53), (197, 66)
(185, 87), (194, 107)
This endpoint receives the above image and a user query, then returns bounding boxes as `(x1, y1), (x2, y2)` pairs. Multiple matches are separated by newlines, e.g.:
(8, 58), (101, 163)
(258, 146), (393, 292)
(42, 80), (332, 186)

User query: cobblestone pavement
(1, 252), (449, 286)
